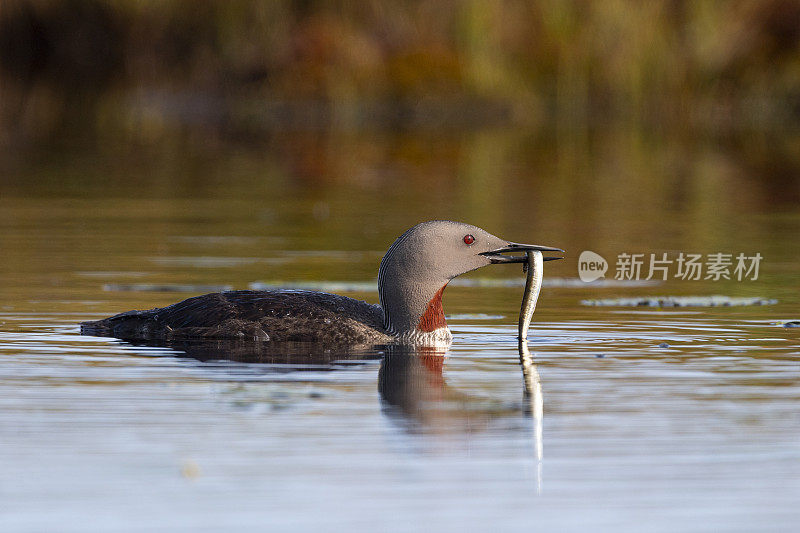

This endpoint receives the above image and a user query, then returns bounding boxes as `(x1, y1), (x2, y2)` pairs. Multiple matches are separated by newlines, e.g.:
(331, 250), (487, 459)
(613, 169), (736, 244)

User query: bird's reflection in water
(376, 345), (539, 437)
(127, 338), (385, 368)
(378, 345), (456, 432)
(379, 343), (544, 490)
(124, 337), (543, 488)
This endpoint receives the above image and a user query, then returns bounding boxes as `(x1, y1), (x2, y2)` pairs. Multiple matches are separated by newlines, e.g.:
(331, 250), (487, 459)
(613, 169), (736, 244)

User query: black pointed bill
(479, 242), (565, 264)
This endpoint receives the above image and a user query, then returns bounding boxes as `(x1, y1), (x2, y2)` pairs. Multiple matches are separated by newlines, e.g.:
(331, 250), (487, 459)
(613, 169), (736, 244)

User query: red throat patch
(417, 285), (448, 332)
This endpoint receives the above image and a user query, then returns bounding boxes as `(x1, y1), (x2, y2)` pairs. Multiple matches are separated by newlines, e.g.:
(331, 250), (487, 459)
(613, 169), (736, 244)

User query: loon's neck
(378, 274), (451, 343)
(377, 232), (454, 343)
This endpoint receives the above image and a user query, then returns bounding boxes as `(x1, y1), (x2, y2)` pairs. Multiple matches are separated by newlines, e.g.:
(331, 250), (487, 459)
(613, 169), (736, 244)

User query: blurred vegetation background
(1, 0), (799, 306)
(2, 0), (800, 140)
(0, 0), (799, 211)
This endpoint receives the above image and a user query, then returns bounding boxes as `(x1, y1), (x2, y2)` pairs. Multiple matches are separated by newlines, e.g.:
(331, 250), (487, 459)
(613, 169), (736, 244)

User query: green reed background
(1, 0), (799, 142)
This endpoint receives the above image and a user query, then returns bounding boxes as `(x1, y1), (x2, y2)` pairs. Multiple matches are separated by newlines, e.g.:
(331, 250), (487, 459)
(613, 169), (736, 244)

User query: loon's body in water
(81, 220), (562, 345)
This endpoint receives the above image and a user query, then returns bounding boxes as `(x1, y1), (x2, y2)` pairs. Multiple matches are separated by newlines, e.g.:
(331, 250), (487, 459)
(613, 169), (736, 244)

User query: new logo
(578, 250), (608, 282)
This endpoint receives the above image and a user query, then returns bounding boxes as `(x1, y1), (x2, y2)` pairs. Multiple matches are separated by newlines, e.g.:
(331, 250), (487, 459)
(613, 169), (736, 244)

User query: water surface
(1, 136), (799, 531)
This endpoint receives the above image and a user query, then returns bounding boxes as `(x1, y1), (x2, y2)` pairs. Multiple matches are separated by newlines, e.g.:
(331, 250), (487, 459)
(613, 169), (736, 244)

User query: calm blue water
(1, 310), (798, 532)
(1, 141), (799, 531)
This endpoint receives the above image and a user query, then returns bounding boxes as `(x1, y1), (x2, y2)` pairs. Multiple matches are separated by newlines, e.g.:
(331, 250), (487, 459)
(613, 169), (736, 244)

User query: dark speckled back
(81, 290), (391, 344)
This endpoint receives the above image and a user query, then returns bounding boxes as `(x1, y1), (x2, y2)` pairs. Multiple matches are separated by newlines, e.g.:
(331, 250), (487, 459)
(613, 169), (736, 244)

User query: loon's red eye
(463, 234), (475, 245)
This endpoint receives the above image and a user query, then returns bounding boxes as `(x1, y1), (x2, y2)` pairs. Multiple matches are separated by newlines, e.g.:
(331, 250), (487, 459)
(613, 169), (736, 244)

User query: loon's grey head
(378, 220), (562, 339)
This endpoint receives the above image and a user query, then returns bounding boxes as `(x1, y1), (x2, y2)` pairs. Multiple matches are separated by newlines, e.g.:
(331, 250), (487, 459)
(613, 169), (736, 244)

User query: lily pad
(581, 296), (777, 307)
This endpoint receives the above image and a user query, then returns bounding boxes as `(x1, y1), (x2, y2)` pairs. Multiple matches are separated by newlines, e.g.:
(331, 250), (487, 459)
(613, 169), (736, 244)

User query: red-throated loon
(80, 220), (563, 345)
